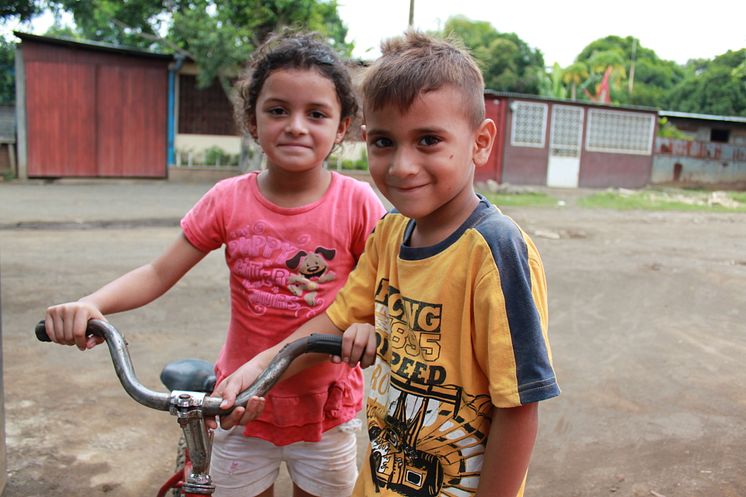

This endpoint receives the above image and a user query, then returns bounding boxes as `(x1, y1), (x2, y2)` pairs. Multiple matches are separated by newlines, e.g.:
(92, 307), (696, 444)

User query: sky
(337, 0), (746, 66)
(3, 0), (744, 68)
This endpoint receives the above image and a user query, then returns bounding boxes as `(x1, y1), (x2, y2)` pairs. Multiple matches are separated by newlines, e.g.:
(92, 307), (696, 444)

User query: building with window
(652, 111), (746, 187)
(172, 61), (241, 168)
(477, 92), (658, 188)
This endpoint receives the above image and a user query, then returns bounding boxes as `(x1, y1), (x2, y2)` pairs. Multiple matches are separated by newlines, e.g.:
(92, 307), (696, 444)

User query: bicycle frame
(158, 390), (216, 496)
(158, 445), (203, 497)
(156, 421), (210, 497)
(36, 319), (343, 496)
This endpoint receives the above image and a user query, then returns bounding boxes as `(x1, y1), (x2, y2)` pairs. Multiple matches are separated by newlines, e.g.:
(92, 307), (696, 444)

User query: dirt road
(1, 181), (745, 497)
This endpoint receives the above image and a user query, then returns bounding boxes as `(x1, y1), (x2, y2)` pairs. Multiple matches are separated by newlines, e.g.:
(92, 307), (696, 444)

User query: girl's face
(252, 68), (349, 175)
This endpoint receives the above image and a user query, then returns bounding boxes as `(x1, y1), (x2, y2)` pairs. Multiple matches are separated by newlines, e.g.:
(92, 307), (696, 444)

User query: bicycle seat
(160, 359), (216, 393)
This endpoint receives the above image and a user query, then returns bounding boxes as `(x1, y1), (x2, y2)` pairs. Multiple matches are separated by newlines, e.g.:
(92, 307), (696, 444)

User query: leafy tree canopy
(573, 35), (686, 107)
(168, 0), (351, 91)
(47, 0), (169, 49)
(2, 0), (351, 92)
(665, 49), (746, 116)
(0, 0), (44, 23)
(442, 15), (545, 94)
(0, 38), (15, 103)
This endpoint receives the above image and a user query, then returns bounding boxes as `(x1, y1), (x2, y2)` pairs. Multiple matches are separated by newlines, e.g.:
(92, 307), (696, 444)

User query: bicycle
(35, 319), (343, 497)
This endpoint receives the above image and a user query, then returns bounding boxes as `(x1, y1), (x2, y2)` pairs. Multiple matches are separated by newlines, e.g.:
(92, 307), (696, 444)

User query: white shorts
(210, 418), (362, 497)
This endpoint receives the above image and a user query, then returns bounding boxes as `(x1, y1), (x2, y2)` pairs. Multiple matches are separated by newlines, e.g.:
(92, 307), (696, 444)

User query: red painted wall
(487, 97), (655, 188)
(500, 108), (550, 185)
(22, 40), (169, 178)
(476, 96), (506, 183)
(579, 151), (652, 188)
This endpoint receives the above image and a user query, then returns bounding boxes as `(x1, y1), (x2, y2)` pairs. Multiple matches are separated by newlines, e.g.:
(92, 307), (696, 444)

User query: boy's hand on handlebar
(45, 301), (106, 351)
(334, 323), (377, 369)
(208, 361), (267, 430)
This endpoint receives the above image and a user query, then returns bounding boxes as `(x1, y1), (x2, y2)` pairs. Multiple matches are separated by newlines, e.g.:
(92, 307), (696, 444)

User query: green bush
(203, 146), (239, 166)
(329, 148), (368, 170)
(657, 118), (692, 141)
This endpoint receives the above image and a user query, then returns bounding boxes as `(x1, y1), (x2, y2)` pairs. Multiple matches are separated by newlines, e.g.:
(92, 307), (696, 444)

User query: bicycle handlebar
(35, 319), (343, 416)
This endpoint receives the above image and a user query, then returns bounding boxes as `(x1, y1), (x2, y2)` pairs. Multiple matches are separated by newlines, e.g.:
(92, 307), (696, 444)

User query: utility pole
(409, 0), (414, 27)
(628, 37), (637, 96)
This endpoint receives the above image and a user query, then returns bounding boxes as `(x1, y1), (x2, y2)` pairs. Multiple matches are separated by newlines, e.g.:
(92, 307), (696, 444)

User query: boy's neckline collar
(400, 194), (492, 260)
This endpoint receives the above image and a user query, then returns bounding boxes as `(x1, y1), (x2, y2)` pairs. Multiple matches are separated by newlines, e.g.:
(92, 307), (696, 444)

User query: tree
(574, 35), (685, 107)
(665, 49), (746, 116)
(582, 49), (626, 102)
(562, 62), (588, 100)
(538, 63), (568, 99)
(0, 0), (44, 22)
(51, 0), (171, 49)
(442, 16), (546, 95)
(30, 0), (351, 91)
(1, 0), (47, 105)
(168, 0), (351, 92)
(0, 38), (15, 104)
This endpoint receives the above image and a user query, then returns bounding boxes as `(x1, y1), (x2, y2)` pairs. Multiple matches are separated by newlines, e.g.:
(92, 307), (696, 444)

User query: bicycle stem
(171, 392), (215, 494)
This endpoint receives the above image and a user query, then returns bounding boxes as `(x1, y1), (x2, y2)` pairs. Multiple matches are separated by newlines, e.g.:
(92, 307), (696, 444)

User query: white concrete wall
(174, 133), (366, 167)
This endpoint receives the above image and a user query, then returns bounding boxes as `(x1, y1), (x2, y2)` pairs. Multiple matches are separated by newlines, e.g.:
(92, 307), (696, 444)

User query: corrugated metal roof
(484, 90), (658, 113)
(13, 31), (173, 60)
(659, 110), (746, 124)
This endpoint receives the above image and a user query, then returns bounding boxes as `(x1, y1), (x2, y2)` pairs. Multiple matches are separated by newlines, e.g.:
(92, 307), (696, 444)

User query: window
(510, 101), (548, 148)
(178, 74), (238, 135)
(710, 128), (730, 143)
(586, 109), (655, 155)
(550, 105), (584, 158)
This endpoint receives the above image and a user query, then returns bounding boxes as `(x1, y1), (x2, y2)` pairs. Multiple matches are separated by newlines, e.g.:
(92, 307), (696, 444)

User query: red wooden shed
(15, 33), (171, 178)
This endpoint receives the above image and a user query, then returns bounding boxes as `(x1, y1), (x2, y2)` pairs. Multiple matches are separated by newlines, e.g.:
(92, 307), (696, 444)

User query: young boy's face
(363, 86), (494, 230)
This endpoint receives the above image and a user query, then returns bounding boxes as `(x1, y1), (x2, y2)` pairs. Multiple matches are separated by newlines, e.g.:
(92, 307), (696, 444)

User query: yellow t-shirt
(327, 196), (559, 497)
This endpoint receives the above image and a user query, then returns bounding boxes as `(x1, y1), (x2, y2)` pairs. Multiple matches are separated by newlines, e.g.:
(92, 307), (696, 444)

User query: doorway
(547, 105), (584, 187)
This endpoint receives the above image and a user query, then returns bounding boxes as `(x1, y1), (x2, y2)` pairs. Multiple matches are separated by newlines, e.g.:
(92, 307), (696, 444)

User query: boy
(215, 31), (560, 497)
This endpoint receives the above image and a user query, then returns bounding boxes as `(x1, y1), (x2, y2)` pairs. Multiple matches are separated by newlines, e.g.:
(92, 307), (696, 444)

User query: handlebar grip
(307, 334), (343, 356)
(34, 318), (106, 343)
(35, 320), (51, 342)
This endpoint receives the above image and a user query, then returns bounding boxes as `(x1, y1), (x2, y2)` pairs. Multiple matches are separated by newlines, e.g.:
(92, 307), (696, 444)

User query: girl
(45, 31), (386, 497)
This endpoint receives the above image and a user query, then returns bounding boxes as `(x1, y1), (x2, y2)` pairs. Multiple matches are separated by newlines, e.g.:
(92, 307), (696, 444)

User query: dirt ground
(1, 180), (745, 497)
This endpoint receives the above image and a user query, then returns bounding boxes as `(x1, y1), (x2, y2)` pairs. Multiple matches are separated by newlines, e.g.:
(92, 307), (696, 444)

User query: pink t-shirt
(181, 171), (385, 445)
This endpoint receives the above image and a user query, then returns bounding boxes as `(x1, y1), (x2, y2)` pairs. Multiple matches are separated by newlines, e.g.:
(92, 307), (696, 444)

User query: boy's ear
(473, 118), (497, 167)
(336, 116), (352, 143)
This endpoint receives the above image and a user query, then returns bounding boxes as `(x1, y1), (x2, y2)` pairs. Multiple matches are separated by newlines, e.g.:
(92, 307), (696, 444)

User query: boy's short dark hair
(361, 30), (485, 128)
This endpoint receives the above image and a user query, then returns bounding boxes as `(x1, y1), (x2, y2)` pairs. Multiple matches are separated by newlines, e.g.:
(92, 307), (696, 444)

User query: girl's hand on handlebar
(45, 301), (106, 351)
(207, 361), (267, 430)
(208, 397), (265, 430)
(334, 323), (377, 369)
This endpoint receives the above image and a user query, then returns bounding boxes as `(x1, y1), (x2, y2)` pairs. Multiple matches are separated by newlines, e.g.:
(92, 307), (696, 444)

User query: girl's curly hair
(234, 29), (358, 141)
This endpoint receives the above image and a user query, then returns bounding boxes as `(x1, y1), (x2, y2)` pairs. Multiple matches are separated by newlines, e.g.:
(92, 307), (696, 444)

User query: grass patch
(481, 191), (558, 207)
(578, 188), (746, 212)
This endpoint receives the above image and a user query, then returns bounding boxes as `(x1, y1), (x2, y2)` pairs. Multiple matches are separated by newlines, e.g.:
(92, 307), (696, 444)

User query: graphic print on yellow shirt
(328, 196), (560, 497)
(366, 279), (493, 496)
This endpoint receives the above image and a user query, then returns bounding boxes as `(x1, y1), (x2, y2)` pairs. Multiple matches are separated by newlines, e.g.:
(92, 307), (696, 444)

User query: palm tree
(562, 61), (589, 100)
